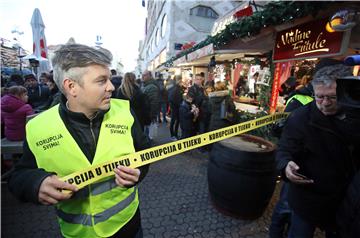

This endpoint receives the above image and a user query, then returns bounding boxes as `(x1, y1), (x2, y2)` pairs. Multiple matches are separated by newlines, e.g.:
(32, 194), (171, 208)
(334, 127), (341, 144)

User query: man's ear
(63, 78), (77, 97)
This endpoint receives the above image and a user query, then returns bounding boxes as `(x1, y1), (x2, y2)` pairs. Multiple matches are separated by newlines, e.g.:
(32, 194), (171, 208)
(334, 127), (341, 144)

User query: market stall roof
(172, 25), (275, 67)
(177, 51), (260, 67)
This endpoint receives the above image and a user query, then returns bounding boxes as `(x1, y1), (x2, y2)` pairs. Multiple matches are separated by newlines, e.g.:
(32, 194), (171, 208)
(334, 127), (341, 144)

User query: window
(161, 14), (167, 38)
(155, 28), (160, 46)
(190, 6), (218, 19)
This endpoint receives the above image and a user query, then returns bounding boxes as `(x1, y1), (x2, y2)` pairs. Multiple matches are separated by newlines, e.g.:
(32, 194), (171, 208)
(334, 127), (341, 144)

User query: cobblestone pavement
(1, 122), (325, 238)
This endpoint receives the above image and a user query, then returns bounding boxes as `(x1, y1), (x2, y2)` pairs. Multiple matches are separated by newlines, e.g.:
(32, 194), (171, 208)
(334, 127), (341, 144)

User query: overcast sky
(0, 0), (147, 72)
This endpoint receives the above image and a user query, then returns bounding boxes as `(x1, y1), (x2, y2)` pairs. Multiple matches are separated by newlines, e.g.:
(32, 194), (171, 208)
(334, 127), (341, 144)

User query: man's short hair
(24, 74), (37, 81)
(51, 43), (112, 93)
(312, 59), (352, 87)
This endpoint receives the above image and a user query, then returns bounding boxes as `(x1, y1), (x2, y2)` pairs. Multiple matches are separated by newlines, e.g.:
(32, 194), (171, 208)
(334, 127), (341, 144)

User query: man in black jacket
(187, 73), (206, 135)
(24, 73), (51, 112)
(276, 61), (356, 238)
(269, 83), (314, 238)
(167, 75), (183, 140)
(8, 43), (150, 238)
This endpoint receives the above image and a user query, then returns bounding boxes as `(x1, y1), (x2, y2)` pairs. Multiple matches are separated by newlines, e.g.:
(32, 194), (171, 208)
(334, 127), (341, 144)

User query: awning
(173, 26), (274, 67)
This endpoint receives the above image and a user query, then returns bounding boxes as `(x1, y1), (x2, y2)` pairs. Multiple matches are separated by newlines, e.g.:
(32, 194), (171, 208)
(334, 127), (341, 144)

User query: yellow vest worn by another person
(26, 99), (138, 238)
(285, 94), (313, 107)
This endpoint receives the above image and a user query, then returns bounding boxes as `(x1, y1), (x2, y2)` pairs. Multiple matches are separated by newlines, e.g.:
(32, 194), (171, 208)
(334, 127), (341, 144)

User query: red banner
(269, 63), (281, 114)
(232, 64), (243, 97)
(273, 18), (349, 62)
(233, 6), (253, 18)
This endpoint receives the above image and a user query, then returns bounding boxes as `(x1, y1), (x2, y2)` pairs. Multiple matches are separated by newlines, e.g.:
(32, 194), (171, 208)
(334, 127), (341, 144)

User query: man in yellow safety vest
(8, 43), (150, 238)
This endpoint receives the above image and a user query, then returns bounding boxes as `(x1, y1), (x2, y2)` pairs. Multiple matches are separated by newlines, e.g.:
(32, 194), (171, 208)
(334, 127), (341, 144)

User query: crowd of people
(1, 43), (240, 238)
(1, 43), (359, 238)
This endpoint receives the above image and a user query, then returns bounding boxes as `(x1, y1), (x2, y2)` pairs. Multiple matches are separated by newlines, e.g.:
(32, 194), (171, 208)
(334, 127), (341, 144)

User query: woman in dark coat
(116, 72), (150, 130)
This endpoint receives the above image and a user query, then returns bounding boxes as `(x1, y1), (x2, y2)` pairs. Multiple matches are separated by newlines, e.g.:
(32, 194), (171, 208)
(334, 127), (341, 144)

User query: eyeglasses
(315, 95), (337, 101)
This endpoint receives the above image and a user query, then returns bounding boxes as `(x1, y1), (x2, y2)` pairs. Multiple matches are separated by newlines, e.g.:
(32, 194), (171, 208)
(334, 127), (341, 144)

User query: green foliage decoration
(236, 110), (278, 144)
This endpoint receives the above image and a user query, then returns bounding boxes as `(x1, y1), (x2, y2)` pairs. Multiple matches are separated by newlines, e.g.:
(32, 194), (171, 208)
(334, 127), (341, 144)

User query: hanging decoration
(224, 60), (232, 81)
(257, 67), (271, 86)
(233, 5), (253, 19)
(326, 9), (358, 32)
(258, 52), (274, 111)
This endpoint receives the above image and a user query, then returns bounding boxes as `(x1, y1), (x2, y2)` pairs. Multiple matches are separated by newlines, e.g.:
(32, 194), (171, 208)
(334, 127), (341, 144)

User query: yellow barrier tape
(60, 113), (288, 190)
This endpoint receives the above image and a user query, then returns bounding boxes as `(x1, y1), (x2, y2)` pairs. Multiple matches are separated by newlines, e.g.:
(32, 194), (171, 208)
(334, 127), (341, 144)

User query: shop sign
(187, 44), (214, 62)
(159, 48), (167, 64)
(257, 67), (271, 86)
(154, 55), (161, 69)
(273, 18), (350, 62)
(173, 55), (187, 66)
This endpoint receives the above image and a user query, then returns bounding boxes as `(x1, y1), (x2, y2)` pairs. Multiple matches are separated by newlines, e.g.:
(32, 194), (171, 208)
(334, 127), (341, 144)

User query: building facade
(138, 0), (242, 76)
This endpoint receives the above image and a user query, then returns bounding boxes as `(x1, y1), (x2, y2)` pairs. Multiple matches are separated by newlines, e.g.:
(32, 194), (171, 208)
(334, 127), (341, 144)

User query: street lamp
(13, 43), (26, 73)
(11, 28), (25, 74)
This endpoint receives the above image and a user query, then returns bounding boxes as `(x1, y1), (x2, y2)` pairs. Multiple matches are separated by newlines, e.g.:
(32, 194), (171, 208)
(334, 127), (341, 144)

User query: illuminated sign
(273, 18), (350, 62)
(173, 56), (187, 66)
(187, 44), (214, 62)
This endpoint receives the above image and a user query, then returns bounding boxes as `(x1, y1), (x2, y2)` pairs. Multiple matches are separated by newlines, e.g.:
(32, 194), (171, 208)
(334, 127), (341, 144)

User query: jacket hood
(1, 94), (26, 113)
(143, 79), (158, 87)
(288, 84), (314, 99)
(208, 90), (228, 103)
(208, 90), (229, 98)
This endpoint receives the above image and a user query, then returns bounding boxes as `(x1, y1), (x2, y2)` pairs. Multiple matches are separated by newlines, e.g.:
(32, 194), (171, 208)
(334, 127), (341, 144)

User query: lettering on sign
(105, 123), (129, 134)
(60, 113), (289, 190)
(36, 134), (63, 151)
(273, 18), (346, 62)
(279, 29), (327, 56)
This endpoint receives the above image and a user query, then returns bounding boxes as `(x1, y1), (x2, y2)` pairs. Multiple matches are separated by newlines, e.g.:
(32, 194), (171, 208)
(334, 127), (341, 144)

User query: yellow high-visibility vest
(286, 94), (313, 107)
(26, 99), (138, 238)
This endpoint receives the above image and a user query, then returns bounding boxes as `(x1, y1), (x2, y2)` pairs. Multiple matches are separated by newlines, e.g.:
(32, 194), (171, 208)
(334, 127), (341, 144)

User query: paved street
(1, 122), (325, 238)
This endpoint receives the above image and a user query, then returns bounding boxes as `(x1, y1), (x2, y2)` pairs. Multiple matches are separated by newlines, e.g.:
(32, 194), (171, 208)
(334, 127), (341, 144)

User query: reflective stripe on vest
(72, 179), (119, 199)
(26, 99), (138, 238)
(56, 188), (137, 226)
(285, 94), (313, 107)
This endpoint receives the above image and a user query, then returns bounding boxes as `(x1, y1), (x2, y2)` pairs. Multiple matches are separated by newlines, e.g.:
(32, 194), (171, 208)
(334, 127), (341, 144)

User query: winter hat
(24, 73), (37, 81)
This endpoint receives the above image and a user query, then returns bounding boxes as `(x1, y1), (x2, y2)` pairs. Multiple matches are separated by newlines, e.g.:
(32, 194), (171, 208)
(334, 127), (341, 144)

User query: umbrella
(23, 54), (48, 61)
(30, 8), (50, 78)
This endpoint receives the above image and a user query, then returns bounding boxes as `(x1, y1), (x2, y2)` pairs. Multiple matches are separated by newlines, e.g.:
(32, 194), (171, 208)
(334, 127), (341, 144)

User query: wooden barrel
(207, 134), (277, 220)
